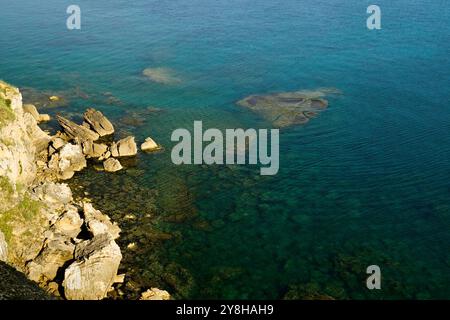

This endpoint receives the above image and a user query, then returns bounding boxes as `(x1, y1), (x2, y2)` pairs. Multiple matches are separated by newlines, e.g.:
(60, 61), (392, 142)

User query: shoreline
(0, 80), (169, 300)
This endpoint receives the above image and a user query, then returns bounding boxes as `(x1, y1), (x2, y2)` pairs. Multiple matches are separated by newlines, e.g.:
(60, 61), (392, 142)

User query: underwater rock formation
(142, 67), (181, 84)
(237, 88), (340, 128)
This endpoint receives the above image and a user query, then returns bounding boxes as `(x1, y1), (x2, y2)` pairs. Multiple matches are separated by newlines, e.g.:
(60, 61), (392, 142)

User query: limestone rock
(52, 205), (83, 238)
(82, 202), (120, 239)
(33, 182), (73, 205)
(56, 115), (99, 142)
(48, 143), (87, 180)
(82, 140), (108, 159)
(98, 150), (111, 161)
(0, 231), (7, 262)
(103, 158), (123, 173)
(26, 237), (75, 284)
(23, 112), (51, 152)
(39, 114), (51, 122)
(23, 104), (40, 121)
(140, 288), (171, 300)
(83, 108), (114, 136)
(141, 137), (160, 152)
(110, 136), (137, 157)
(63, 233), (122, 300)
(0, 80), (23, 116)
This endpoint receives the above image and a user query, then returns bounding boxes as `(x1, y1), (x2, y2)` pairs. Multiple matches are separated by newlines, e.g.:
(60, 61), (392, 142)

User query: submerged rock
(142, 67), (181, 84)
(83, 108), (114, 137)
(237, 88), (339, 128)
(110, 136), (137, 157)
(103, 158), (123, 173)
(141, 137), (160, 152)
(63, 233), (122, 300)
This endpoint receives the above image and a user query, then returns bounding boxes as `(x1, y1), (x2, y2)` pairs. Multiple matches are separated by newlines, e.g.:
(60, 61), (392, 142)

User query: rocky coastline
(0, 80), (167, 300)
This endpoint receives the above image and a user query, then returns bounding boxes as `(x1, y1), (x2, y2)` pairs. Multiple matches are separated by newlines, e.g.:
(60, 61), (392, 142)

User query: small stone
(49, 95), (60, 102)
(39, 114), (51, 122)
(140, 288), (171, 300)
(113, 274), (125, 284)
(127, 242), (137, 250)
(141, 137), (160, 152)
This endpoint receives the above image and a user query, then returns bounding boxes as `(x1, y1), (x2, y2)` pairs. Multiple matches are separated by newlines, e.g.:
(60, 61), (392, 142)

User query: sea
(1, 0), (449, 299)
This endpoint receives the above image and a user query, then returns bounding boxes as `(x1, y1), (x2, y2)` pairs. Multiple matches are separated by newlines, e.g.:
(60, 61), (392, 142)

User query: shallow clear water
(1, 0), (450, 299)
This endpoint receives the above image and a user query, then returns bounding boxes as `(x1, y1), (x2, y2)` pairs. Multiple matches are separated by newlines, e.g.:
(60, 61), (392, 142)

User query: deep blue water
(1, 0), (450, 299)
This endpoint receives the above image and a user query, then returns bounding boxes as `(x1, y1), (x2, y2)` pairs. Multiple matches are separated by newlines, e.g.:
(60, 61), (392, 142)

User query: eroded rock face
(237, 88), (339, 128)
(63, 233), (122, 300)
(23, 104), (50, 123)
(0, 231), (7, 262)
(110, 136), (137, 157)
(48, 143), (87, 180)
(83, 108), (114, 137)
(33, 182), (73, 206)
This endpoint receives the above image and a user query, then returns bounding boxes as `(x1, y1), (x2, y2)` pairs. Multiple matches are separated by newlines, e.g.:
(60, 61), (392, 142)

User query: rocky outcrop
(0, 81), (126, 300)
(110, 136), (137, 157)
(103, 158), (123, 173)
(63, 233), (122, 300)
(141, 137), (160, 152)
(83, 108), (114, 136)
(23, 104), (50, 123)
(56, 115), (99, 142)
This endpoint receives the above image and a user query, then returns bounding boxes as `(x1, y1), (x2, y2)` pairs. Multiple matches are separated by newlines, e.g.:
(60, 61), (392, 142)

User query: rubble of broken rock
(42, 107), (161, 178)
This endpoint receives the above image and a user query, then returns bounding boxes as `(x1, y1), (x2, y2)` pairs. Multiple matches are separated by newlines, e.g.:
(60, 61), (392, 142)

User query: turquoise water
(1, 0), (450, 299)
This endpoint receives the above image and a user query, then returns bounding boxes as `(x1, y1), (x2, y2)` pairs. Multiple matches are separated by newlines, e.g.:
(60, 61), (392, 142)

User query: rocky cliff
(0, 80), (123, 299)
